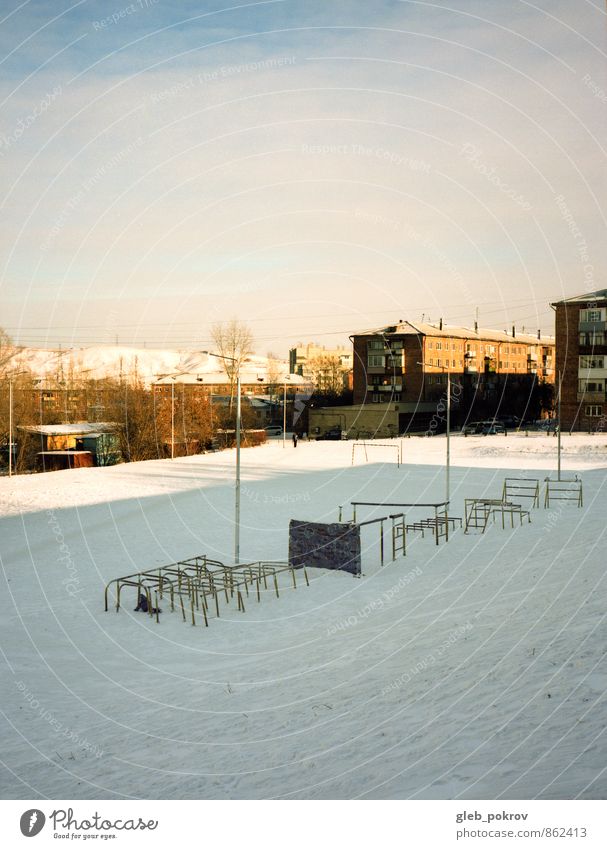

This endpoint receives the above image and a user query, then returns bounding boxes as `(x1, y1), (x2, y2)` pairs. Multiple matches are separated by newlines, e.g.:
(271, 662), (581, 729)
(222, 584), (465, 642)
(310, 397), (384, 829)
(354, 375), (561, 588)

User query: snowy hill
(4, 345), (290, 385)
(0, 433), (606, 800)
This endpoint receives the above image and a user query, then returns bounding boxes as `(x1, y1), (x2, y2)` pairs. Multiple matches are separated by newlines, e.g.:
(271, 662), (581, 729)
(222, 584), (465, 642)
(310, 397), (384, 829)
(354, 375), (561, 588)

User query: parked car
(461, 421), (485, 435)
(481, 421), (506, 435)
(316, 427), (344, 440)
(264, 425), (283, 436)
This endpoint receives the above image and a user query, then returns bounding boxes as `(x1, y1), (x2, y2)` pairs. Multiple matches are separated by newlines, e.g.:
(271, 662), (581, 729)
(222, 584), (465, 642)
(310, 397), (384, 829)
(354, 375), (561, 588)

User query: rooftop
(153, 371), (309, 386)
(356, 321), (554, 346)
(551, 289), (607, 305)
(19, 422), (120, 436)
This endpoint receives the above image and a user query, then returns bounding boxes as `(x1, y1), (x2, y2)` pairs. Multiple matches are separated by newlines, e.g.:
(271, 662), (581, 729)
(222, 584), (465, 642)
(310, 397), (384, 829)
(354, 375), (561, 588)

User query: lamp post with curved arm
(419, 361), (451, 504)
(7, 370), (28, 477)
(203, 350), (241, 564)
(282, 374), (295, 448)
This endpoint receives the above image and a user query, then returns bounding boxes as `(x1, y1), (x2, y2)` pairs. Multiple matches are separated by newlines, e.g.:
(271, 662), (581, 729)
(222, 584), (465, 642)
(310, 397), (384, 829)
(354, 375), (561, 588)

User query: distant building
(552, 289), (607, 431)
(153, 370), (308, 428)
(19, 422), (121, 471)
(289, 342), (353, 390)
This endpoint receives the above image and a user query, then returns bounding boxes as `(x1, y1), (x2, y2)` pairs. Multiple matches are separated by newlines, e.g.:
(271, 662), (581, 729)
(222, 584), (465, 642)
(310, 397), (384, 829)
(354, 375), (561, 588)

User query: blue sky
(1, 0), (606, 352)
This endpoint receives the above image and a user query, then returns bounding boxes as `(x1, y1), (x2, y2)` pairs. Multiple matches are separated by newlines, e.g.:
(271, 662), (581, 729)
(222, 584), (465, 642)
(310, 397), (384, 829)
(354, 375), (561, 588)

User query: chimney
(474, 321), (478, 333)
(512, 325), (515, 338)
(439, 317), (443, 330)
(537, 329), (541, 340)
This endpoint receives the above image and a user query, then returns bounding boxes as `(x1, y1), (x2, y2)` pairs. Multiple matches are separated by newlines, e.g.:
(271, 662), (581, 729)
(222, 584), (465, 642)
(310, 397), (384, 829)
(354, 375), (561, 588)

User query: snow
(5, 345), (296, 386)
(0, 433), (606, 800)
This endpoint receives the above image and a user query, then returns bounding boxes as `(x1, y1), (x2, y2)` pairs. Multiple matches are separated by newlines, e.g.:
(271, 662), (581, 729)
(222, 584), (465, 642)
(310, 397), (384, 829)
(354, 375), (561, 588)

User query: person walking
(292, 432), (298, 447)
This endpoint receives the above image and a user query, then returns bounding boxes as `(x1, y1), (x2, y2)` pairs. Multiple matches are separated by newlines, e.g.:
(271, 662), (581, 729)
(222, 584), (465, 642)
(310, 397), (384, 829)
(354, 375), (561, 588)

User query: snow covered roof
(551, 289), (607, 305)
(153, 371), (308, 386)
(357, 321), (554, 346)
(19, 422), (120, 436)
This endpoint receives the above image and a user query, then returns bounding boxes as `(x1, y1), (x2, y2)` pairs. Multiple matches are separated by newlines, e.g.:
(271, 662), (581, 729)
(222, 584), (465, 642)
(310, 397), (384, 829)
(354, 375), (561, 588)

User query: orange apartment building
(351, 320), (554, 432)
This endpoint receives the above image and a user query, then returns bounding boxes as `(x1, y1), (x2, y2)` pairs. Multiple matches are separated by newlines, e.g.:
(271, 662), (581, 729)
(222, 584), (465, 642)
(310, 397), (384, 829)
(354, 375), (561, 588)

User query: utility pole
(203, 351), (241, 564)
(8, 378), (13, 477)
(557, 368), (562, 481)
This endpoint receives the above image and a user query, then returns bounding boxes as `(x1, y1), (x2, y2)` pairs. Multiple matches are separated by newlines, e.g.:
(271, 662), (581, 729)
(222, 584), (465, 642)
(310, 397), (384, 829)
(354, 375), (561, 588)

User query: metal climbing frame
(544, 478), (583, 508)
(336, 505), (407, 566)
(346, 501), (460, 546)
(502, 478), (541, 508)
(464, 498), (531, 533)
(104, 556), (309, 628)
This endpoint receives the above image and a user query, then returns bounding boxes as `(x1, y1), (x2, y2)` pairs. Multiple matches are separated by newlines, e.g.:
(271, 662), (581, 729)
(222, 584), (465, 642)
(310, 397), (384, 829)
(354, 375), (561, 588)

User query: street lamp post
(282, 375), (293, 448)
(8, 377), (13, 477)
(283, 381), (287, 448)
(203, 351), (241, 564)
(419, 361), (451, 503)
(8, 371), (28, 477)
(446, 368), (451, 503)
(171, 378), (175, 460)
(557, 368), (562, 481)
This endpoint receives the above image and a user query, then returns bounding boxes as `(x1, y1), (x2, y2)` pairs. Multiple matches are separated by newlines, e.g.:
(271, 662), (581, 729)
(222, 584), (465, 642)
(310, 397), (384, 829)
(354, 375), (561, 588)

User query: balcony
(577, 391), (605, 402)
(367, 384), (403, 393)
(579, 320), (607, 333)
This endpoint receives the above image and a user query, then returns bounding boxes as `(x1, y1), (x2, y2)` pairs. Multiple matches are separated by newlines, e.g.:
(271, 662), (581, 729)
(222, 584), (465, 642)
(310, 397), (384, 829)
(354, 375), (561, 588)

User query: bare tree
(308, 354), (347, 395)
(210, 320), (254, 408)
(0, 328), (17, 375)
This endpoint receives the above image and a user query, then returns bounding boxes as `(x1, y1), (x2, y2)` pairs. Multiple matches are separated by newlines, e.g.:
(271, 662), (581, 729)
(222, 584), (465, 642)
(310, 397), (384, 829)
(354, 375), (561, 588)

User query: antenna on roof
(421, 313), (425, 323)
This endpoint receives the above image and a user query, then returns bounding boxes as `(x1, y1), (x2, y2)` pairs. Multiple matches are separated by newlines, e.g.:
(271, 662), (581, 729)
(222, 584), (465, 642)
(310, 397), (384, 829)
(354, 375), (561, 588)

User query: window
(586, 405), (602, 416)
(579, 380), (604, 393)
(428, 341), (433, 349)
(372, 394), (381, 403)
(437, 358), (441, 367)
(436, 341), (442, 350)
(368, 339), (384, 350)
(393, 393), (401, 402)
(452, 359), (456, 367)
(580, 356), (604, 369)
(579, 332), (606, 345)
(581, 308), (605, 323)
(368, 355), (384, 367)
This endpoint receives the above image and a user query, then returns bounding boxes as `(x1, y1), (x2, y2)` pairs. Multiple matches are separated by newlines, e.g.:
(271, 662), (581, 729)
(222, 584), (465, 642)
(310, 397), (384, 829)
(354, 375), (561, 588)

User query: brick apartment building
(552, 289), (607, 431)
(351, 320), (554, 432)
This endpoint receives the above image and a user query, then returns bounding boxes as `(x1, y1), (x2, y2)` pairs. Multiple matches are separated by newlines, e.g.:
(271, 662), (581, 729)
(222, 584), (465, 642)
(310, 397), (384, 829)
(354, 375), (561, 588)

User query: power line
(1, 297), (552, 333)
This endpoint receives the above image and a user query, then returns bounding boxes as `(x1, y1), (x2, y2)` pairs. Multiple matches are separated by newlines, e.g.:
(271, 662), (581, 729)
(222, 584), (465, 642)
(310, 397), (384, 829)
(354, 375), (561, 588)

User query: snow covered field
(0, 433), (606, 800)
